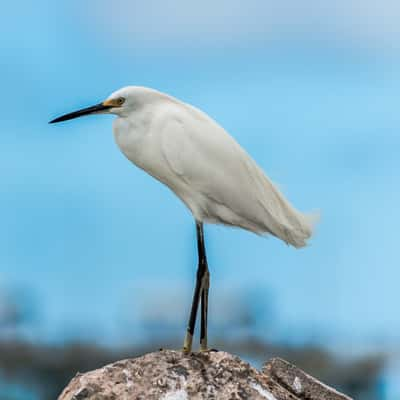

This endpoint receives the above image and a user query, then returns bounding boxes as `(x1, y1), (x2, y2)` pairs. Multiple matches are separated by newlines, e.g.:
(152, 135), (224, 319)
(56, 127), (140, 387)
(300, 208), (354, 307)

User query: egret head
(49, 86), (142, 124)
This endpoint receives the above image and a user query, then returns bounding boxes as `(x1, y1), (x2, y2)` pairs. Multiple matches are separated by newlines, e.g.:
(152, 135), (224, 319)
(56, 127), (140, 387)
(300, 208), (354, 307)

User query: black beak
(49, 103), (112, 124)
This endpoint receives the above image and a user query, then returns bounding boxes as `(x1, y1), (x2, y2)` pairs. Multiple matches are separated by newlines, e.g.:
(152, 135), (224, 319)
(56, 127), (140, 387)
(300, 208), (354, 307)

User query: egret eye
(117, 97), (125, 105)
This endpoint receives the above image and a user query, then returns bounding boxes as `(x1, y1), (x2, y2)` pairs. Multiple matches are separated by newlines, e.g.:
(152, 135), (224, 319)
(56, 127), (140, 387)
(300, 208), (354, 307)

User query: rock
(263, 358), (353, 400)
(58, 350), (352, 400)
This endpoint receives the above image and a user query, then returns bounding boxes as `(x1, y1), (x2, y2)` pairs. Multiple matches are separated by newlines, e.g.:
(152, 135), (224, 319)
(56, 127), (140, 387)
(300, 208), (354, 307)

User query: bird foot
(182, 332), (193, 354)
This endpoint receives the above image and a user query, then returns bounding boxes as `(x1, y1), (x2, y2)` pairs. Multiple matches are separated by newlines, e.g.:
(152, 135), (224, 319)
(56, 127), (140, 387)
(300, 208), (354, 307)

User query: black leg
(198, 221), (209, 351)
(200, 267), (209, 351)
(183, 221), (208, 353)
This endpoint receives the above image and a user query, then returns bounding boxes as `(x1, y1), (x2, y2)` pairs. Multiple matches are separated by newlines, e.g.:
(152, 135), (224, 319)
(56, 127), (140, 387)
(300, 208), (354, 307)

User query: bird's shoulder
(157, 102), (251, 185)
(157, 101), (237, 151)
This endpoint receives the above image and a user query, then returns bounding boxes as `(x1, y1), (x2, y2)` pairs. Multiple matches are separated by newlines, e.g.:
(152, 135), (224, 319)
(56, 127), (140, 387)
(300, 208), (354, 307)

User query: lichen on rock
(58, 350), (352, 400)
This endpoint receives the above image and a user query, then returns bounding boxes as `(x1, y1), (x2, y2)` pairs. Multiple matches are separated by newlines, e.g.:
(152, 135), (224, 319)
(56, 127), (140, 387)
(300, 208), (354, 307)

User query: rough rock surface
(58, 350), (352, 400)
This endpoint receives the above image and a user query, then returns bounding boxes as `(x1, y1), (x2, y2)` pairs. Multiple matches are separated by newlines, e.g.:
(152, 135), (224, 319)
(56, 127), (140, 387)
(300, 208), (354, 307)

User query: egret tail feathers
(283, 210), (319, 248)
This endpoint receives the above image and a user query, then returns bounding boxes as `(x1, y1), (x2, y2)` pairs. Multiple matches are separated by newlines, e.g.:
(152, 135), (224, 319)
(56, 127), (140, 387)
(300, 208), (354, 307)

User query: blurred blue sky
(1, 0), (400, 353)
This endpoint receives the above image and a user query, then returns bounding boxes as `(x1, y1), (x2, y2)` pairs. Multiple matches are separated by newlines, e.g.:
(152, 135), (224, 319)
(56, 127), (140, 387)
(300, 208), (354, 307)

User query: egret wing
(160, 105), (315, 247)
(160, 109), (276, 230)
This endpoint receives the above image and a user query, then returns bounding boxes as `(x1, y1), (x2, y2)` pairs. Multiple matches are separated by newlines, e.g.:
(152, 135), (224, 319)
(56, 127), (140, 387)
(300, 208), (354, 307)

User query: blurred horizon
(1, 1), (400, 399)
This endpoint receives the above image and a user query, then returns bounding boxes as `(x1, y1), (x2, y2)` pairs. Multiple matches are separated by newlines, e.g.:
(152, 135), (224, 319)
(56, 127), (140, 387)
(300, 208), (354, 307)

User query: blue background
(1, 1), (399, 398)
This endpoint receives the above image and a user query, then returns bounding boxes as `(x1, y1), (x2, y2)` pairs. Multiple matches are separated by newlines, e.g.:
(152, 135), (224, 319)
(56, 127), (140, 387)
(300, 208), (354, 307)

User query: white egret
(50, 86), (317, 353)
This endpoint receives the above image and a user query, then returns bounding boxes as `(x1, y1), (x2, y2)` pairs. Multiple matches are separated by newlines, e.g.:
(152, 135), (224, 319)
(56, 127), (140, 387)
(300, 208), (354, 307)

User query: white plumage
(50, 84), (318, 352)
(111, 86), (316, 248)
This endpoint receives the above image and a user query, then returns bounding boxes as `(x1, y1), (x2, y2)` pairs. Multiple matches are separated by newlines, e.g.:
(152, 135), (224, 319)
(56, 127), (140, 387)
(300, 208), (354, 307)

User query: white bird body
(112, 86), (315, 248)
(50, 84), (317, 351)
